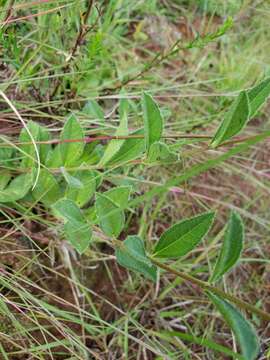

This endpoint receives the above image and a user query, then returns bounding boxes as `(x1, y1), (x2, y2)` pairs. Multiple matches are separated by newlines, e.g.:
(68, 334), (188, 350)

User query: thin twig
(0, 133), (267, 148)
(50, 0), (94, 98)
(69, 0), (94, 60)
(0, 4), (68, 26)
(0, 133), (212, 147)
(103, 19), (232, 94)
(2, 0), (15, 27)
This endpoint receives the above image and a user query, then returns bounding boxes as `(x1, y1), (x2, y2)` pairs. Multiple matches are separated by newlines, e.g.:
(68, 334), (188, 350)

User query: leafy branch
(104, 17), (233, 93)
(1, 76), (270, 360)
(150, 258), (270, 322)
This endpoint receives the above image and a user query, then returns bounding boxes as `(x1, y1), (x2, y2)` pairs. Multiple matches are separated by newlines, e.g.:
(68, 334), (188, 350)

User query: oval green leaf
(247, 77), (270, 118)
(60, 167), (83, 189)
(104, 186), (131, 208)
(0, 173), (33, 203)
(0, 136), (14, 166)
(45, 144), (63, 168)
(52, 198), (85, 223)
(95, 193), (125, 237)
(99, 99), (129, 165)
(65, 168), (96, 208)
(147, 141), (178, 163)
(142, 92), (163, 152)
(116, 236), (157, 281)
(210, 211), (243, 283)
(52, 198), (92, 254)
(107, 129), (145, 165)
(83, 100), (104, 122)
(207, 292), (260, 360)
(64, 220), (92, 254)
(0, 170), (11, 190)
(32, 169), (61, 206)
(211, 91), (250, 148)
(153, 212), (215, 258)
(60, 114), (85, 166)
(19, 121), (51, 167)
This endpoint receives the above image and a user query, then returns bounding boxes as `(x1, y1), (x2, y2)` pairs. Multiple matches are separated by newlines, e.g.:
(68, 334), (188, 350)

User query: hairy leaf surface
(208, 292), (260, 360)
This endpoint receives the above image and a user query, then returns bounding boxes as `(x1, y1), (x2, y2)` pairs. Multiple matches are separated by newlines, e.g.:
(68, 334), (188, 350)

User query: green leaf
(45, 145), (63, 168)
(0, 170), (11, 190)
(104, 186), (131, 208)
(32, 169), (61, 206)
(153, 212), (215, 258)
(60, 167), (83, 189)
(19, 122), (39, 168)
(65, 168), (96, 207)
(93, 170), (103, 189)
(77, 141), (101, 165)
(64, 220), (92, 254)
(83, 205), (97, 224)
(38, 124), (52, 164)
(19, 121), (51, 167)
(210, 211), (243, 283)
(142, 92), (163, 151)
(115, 236), (157, 281)
(211, 91), (250, 147)
(207, 292), (260, 360)
(0, 173), (33, 203)
(119, 97), (129, 120)
(95, 193), (125, 237)
(160, 331), (244, 359)
(147, 141), (178, 163)
(52, 198), (92, 254)
(83, 100), (104, 122)
(0, 137), (13, 166)
(107, 129), (145, 165)
(52, 198), (85, 223)
(99, 99), (129, 165)
(60, 114), (85, 166)
(247, 77), (270, 118)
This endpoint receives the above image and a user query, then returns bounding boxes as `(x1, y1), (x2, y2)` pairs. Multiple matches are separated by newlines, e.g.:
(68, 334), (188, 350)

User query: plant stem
(69, 0), (94, 60)
(0, 133), (211, 147)
(1, 132), (268, 148)
(104, 19), (231, 93)
(151, 258), (270, 322)
(2, 133), (264, 148)
(50, 0), (94, 99)
(1, 4), (67, 26)
(2, 0), (15, 25)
